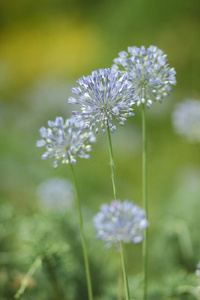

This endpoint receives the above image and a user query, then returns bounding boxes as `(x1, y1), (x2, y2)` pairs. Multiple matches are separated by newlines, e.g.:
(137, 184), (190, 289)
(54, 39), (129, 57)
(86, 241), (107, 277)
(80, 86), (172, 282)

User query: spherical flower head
(113, 45), (176, 108)
(37, 177), (75, 210)
(36, 116), (96, 168)
(68, 68), (137, 134)
(172, 99), (200, 143)
(93, 200), (148, 248)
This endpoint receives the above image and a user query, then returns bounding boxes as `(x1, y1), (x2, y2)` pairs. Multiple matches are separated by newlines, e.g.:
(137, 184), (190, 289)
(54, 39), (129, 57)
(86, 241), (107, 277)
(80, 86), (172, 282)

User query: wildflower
(68, 68), (136, 134)
(113, 45), (176, 107)
(172, 99), (200, 143)
(93, 200), (148, 247)
(37, 177), (75, 210)
(37, 116), (96, 167)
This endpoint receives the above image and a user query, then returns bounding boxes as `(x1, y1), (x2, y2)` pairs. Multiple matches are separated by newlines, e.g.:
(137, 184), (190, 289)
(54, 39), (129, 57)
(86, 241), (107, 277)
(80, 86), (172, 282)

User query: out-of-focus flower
(68, 68), (136, 134)
(196, 262), (200, 276)
(113, 45), (176, 107)
(196, 261), (200, 291)
(37, 116), (96, 167)
(25, 78), (73, 118)
(37, 177), (75, 210)
(93, 200), (148, 247)
(172, 99), (200, 143)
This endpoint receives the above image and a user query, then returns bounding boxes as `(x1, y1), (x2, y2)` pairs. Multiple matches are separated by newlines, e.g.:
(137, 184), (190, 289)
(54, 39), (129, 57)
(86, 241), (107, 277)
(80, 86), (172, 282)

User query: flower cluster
(93, 200), (148, 247)
(113, 45), (176, 107)
(37, 116), (96, 167)
(69, 68), (136, 134)
(172, 99), (200, 143)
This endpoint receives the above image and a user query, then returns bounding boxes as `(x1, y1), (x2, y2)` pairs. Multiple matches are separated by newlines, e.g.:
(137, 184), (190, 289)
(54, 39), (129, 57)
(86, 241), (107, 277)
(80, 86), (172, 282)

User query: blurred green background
(0, 0), (200, 299)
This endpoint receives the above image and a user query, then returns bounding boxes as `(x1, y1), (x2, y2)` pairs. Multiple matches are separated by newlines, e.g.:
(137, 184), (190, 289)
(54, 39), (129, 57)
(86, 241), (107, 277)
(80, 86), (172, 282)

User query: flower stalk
(142, 103), (148, 300)
(69, 163), (93, 300)
(107, 125), (117, 199)
(106, 125), (131, 300)
(120, 242), (130, 300)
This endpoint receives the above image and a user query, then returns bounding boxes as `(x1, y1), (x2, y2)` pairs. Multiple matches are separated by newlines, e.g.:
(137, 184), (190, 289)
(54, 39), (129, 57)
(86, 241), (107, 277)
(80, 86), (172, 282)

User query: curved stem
(120, 242), (130, 300)
(142, 103), (148, 300)
(69, 164), (93, 300)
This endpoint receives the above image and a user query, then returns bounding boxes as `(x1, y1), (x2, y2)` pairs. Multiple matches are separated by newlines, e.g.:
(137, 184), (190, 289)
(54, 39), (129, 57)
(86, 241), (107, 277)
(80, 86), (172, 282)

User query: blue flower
(93, 200), (148, 247)
(68, 68), (136, 134)
(37, 177), (75, 210)
(37, 116), (96, 167)
(172, 99), (200, 143)
(113, 45), (176, 107)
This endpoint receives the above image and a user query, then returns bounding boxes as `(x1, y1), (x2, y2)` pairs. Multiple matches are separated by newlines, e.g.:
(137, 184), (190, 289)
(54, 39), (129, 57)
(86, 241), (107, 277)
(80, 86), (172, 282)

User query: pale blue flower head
(37, 116), (96, 168)
(93, 200), (148, 248)
(113, 45), (176, 107)
(68, 68), (137, 134)
(172, 99), (200, 143)
(37, 177), (75, 210)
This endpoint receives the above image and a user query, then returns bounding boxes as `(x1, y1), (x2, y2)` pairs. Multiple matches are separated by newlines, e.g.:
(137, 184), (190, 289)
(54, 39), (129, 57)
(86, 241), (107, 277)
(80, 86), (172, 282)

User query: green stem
(120, 242), (130, 300)
(69, 163), (93, 300)
(142, 103), (148, 300)
(15, 256), (42, 299)
(107, 125), (130, 300)
(106, 125), (117, 199)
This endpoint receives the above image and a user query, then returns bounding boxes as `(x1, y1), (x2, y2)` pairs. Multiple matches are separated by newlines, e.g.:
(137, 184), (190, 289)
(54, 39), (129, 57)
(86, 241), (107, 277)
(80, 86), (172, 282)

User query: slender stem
(107, 125), (131, 300)
(69, 163), (93, 300)
(15, 256), (42, 299)
(142, 103), (148, 300)
(120, 242), (130, 300)
(106, 125), (117, 199)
